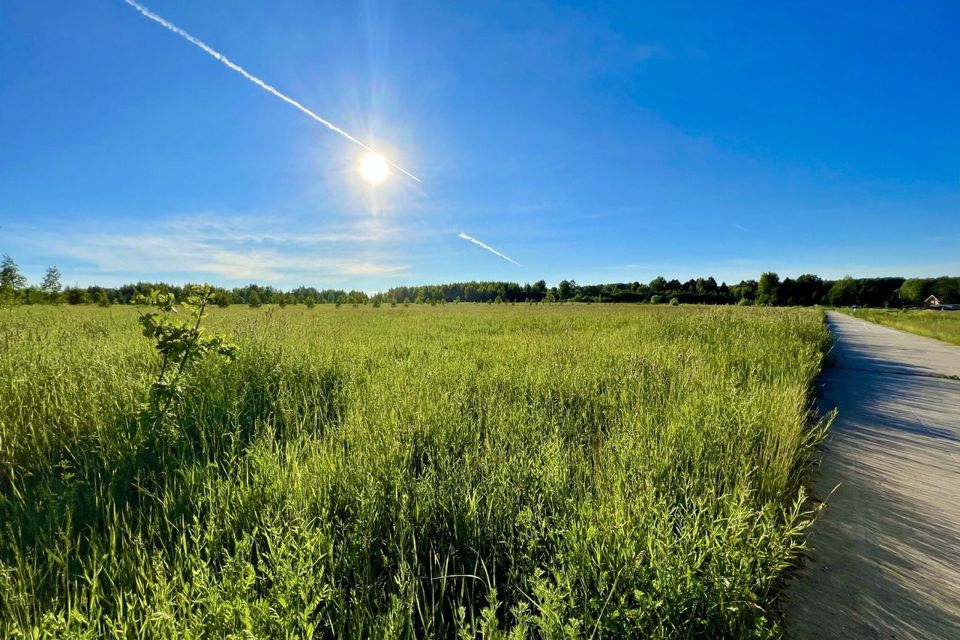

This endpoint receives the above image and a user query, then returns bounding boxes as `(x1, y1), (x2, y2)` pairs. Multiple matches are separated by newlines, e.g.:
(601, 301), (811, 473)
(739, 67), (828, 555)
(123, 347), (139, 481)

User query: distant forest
(2, 254), (958, 308)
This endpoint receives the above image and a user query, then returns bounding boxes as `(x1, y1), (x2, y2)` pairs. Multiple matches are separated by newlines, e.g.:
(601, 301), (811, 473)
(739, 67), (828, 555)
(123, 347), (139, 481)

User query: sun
(359, 152), (389, 184)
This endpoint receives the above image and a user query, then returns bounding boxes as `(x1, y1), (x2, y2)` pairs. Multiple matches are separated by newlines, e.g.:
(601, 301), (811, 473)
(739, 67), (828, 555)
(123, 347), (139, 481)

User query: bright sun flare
(359, 152), (389, 184)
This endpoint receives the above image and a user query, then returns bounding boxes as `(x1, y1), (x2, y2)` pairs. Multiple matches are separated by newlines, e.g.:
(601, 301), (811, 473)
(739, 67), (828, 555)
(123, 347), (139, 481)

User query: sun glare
(359, 152), (389, 184)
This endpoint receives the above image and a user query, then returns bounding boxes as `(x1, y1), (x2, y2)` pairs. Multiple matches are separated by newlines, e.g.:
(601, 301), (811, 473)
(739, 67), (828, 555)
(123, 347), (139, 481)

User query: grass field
(844, 308), (960, 346)
(0, 304), (828, 638)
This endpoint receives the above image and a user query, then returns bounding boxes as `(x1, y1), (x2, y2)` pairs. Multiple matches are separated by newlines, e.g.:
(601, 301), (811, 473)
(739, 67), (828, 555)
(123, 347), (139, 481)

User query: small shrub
(135, 285), (237, 429)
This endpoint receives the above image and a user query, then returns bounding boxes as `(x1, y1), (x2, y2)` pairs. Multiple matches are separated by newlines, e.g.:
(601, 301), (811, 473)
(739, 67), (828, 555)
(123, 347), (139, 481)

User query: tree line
(380, 274), (957, 306)
(2, 253), (957, 308)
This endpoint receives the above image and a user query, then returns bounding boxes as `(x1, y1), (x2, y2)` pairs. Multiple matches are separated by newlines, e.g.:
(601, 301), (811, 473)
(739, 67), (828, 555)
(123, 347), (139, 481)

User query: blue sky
(1, 1), (957, 290)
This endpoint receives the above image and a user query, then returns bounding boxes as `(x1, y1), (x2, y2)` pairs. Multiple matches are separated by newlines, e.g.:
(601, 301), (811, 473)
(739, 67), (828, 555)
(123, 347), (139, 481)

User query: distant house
(925, 295), (941, 307)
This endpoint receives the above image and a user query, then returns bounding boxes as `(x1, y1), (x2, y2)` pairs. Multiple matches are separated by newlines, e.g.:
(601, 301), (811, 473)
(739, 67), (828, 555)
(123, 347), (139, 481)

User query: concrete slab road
(784, 311), (960, 639)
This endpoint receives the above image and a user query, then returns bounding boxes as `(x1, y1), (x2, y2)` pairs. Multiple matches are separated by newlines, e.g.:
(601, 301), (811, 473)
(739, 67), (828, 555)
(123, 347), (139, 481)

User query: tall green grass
(845, 308), (960, 346)
(0, 304), (828, 638)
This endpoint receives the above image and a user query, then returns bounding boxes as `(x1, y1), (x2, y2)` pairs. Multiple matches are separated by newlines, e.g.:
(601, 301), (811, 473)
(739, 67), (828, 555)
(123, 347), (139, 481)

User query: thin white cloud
(166, 215), (398, 245)
(457, 232), (521, 266)
(9, 215), (410, 284)
(122, 0), (420, 183)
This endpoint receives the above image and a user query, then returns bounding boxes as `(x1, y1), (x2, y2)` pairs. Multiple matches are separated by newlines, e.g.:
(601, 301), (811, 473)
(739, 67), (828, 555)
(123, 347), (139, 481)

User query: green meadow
(0, 304), (828, 638)
(844, 308), (960, 346)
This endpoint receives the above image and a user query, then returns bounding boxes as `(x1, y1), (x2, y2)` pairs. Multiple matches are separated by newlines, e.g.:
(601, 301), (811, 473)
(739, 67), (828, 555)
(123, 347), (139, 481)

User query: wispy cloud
(167, 215), (397, 245)
(122, 0), (420, 183)
(9, 215), (411, 284)
(457, 232), (521, 266)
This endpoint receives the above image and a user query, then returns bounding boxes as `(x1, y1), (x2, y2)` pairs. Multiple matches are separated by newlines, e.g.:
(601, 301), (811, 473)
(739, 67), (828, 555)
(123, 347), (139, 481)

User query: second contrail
(458, 233), (521, 266)
(122, 0), (420, 183)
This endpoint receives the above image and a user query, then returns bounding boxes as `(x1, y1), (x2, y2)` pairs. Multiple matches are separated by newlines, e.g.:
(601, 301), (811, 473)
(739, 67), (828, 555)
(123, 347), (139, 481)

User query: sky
(1, 1), (958, 290)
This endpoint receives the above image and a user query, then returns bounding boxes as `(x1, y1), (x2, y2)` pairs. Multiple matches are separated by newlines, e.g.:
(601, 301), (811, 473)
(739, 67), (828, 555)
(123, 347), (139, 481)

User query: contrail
(458, 232), (520, 266)
(121, 0), (420, 183)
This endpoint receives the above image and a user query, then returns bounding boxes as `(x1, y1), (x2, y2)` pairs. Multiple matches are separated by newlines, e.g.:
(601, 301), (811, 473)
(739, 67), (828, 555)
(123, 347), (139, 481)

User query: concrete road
(784, 311), (960, 639)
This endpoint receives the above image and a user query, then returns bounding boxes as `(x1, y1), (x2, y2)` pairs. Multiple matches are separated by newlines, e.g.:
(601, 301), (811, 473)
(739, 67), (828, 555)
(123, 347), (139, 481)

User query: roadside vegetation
(0, 303), (828, 637)
(845, 308), (960, 346)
